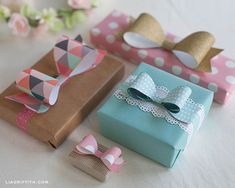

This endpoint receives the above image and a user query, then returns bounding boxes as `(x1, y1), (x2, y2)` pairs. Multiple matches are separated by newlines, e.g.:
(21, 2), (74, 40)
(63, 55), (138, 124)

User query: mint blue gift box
(97, 63), (213, 167)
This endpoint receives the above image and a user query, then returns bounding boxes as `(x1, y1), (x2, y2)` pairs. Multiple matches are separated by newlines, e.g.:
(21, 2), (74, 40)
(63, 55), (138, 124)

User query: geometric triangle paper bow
(123, 13), (223, 72)
(124, 72), (203, 127)
(75, 134), (124, 172)
(5, 35), (106, 113)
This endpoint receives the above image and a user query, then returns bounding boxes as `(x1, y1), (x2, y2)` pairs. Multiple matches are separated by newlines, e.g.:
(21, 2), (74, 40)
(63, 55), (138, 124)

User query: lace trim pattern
(114, 75), (205, 135)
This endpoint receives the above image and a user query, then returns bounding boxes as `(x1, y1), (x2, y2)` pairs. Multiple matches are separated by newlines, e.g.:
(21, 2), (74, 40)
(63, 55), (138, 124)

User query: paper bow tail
(195, 47), (223, 72)
(101, 147), (124, 172)
(5, 93), (50, 113)
(173, 31), (223, 71)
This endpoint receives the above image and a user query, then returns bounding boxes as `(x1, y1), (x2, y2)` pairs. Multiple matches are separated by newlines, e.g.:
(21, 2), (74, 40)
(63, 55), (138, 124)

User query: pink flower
(8, 13), (30, 37)
(68, 0), (92, 9)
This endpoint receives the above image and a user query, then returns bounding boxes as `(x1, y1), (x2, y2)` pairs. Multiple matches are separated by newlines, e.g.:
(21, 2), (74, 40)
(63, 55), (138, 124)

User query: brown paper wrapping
(0, 51), (124, 148)
(69, 144), (110, 182)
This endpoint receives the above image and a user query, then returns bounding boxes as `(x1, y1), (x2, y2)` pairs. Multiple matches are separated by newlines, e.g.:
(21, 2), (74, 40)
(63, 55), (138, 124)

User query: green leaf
(20, 4), (31, 17)
(42, 8), (57, 21)
(72, 11), (86, 23)
(0, 12), (4, 21)
(20, 4), (41, 19)
(57, 8), (73, 18)
(28, 17), (40, 27)
(64, 15), (74, 29)
(48, 18), (64, 32)
(0, 5), (10, 20)
(91, 0), (99, 7)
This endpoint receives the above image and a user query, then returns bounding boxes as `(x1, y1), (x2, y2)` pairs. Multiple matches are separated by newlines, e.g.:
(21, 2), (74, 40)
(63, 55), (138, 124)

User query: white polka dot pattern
(154, 57), (165, 67)
(189, 74), (200, 84)
(108, 22), (119, 29)
(225, 60), (235, 68)
(172, 66), (182, 75)
(208, 83), (218, 92)
(90, 28), (101, 36)
(137, 50), (148, 59)
(105, 35), (115, 43)
(226, 75), (235, 84)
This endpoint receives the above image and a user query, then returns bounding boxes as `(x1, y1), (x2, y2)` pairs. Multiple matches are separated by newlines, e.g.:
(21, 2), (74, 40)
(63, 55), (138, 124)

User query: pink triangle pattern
(6, 35), (106, 113)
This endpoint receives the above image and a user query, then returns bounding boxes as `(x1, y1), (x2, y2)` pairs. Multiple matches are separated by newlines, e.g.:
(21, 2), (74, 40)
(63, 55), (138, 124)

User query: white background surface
(0, 0), (235, 187)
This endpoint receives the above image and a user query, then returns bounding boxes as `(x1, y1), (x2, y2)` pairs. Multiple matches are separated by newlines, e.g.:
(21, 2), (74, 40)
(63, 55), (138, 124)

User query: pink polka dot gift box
(90, 10), (235, 104)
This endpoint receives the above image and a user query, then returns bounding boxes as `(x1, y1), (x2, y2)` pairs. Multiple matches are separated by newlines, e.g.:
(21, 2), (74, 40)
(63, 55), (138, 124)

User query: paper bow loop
(54, 36), (106, 77)
(123, 13), (223, 72)
(75, 134), (124, 172)
(127, 72), (196, 123)
(5, 35), (106, 113)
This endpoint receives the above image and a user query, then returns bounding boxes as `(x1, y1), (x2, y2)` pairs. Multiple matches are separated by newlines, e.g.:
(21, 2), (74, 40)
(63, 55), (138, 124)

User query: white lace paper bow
(114, 74), (205, 137)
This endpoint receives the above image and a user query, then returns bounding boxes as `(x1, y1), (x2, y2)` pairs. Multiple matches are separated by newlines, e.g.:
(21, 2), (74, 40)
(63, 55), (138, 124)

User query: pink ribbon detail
(16, 107), (35, 131)
(75, 134), (124, 172)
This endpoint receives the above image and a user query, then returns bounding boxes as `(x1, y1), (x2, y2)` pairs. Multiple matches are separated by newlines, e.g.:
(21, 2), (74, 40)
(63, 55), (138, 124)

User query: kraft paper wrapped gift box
(0, 37), (125, 148)
(97, 63), (213, 167)
(90, 10), (235, 104)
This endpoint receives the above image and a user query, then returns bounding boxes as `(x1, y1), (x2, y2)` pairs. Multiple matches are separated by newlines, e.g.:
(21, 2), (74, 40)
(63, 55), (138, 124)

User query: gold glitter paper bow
(123, 13), (223, 72)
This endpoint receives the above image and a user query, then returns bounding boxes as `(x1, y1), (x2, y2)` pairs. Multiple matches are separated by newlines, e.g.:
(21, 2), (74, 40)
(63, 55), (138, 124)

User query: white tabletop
(0, 0), (235, 187)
